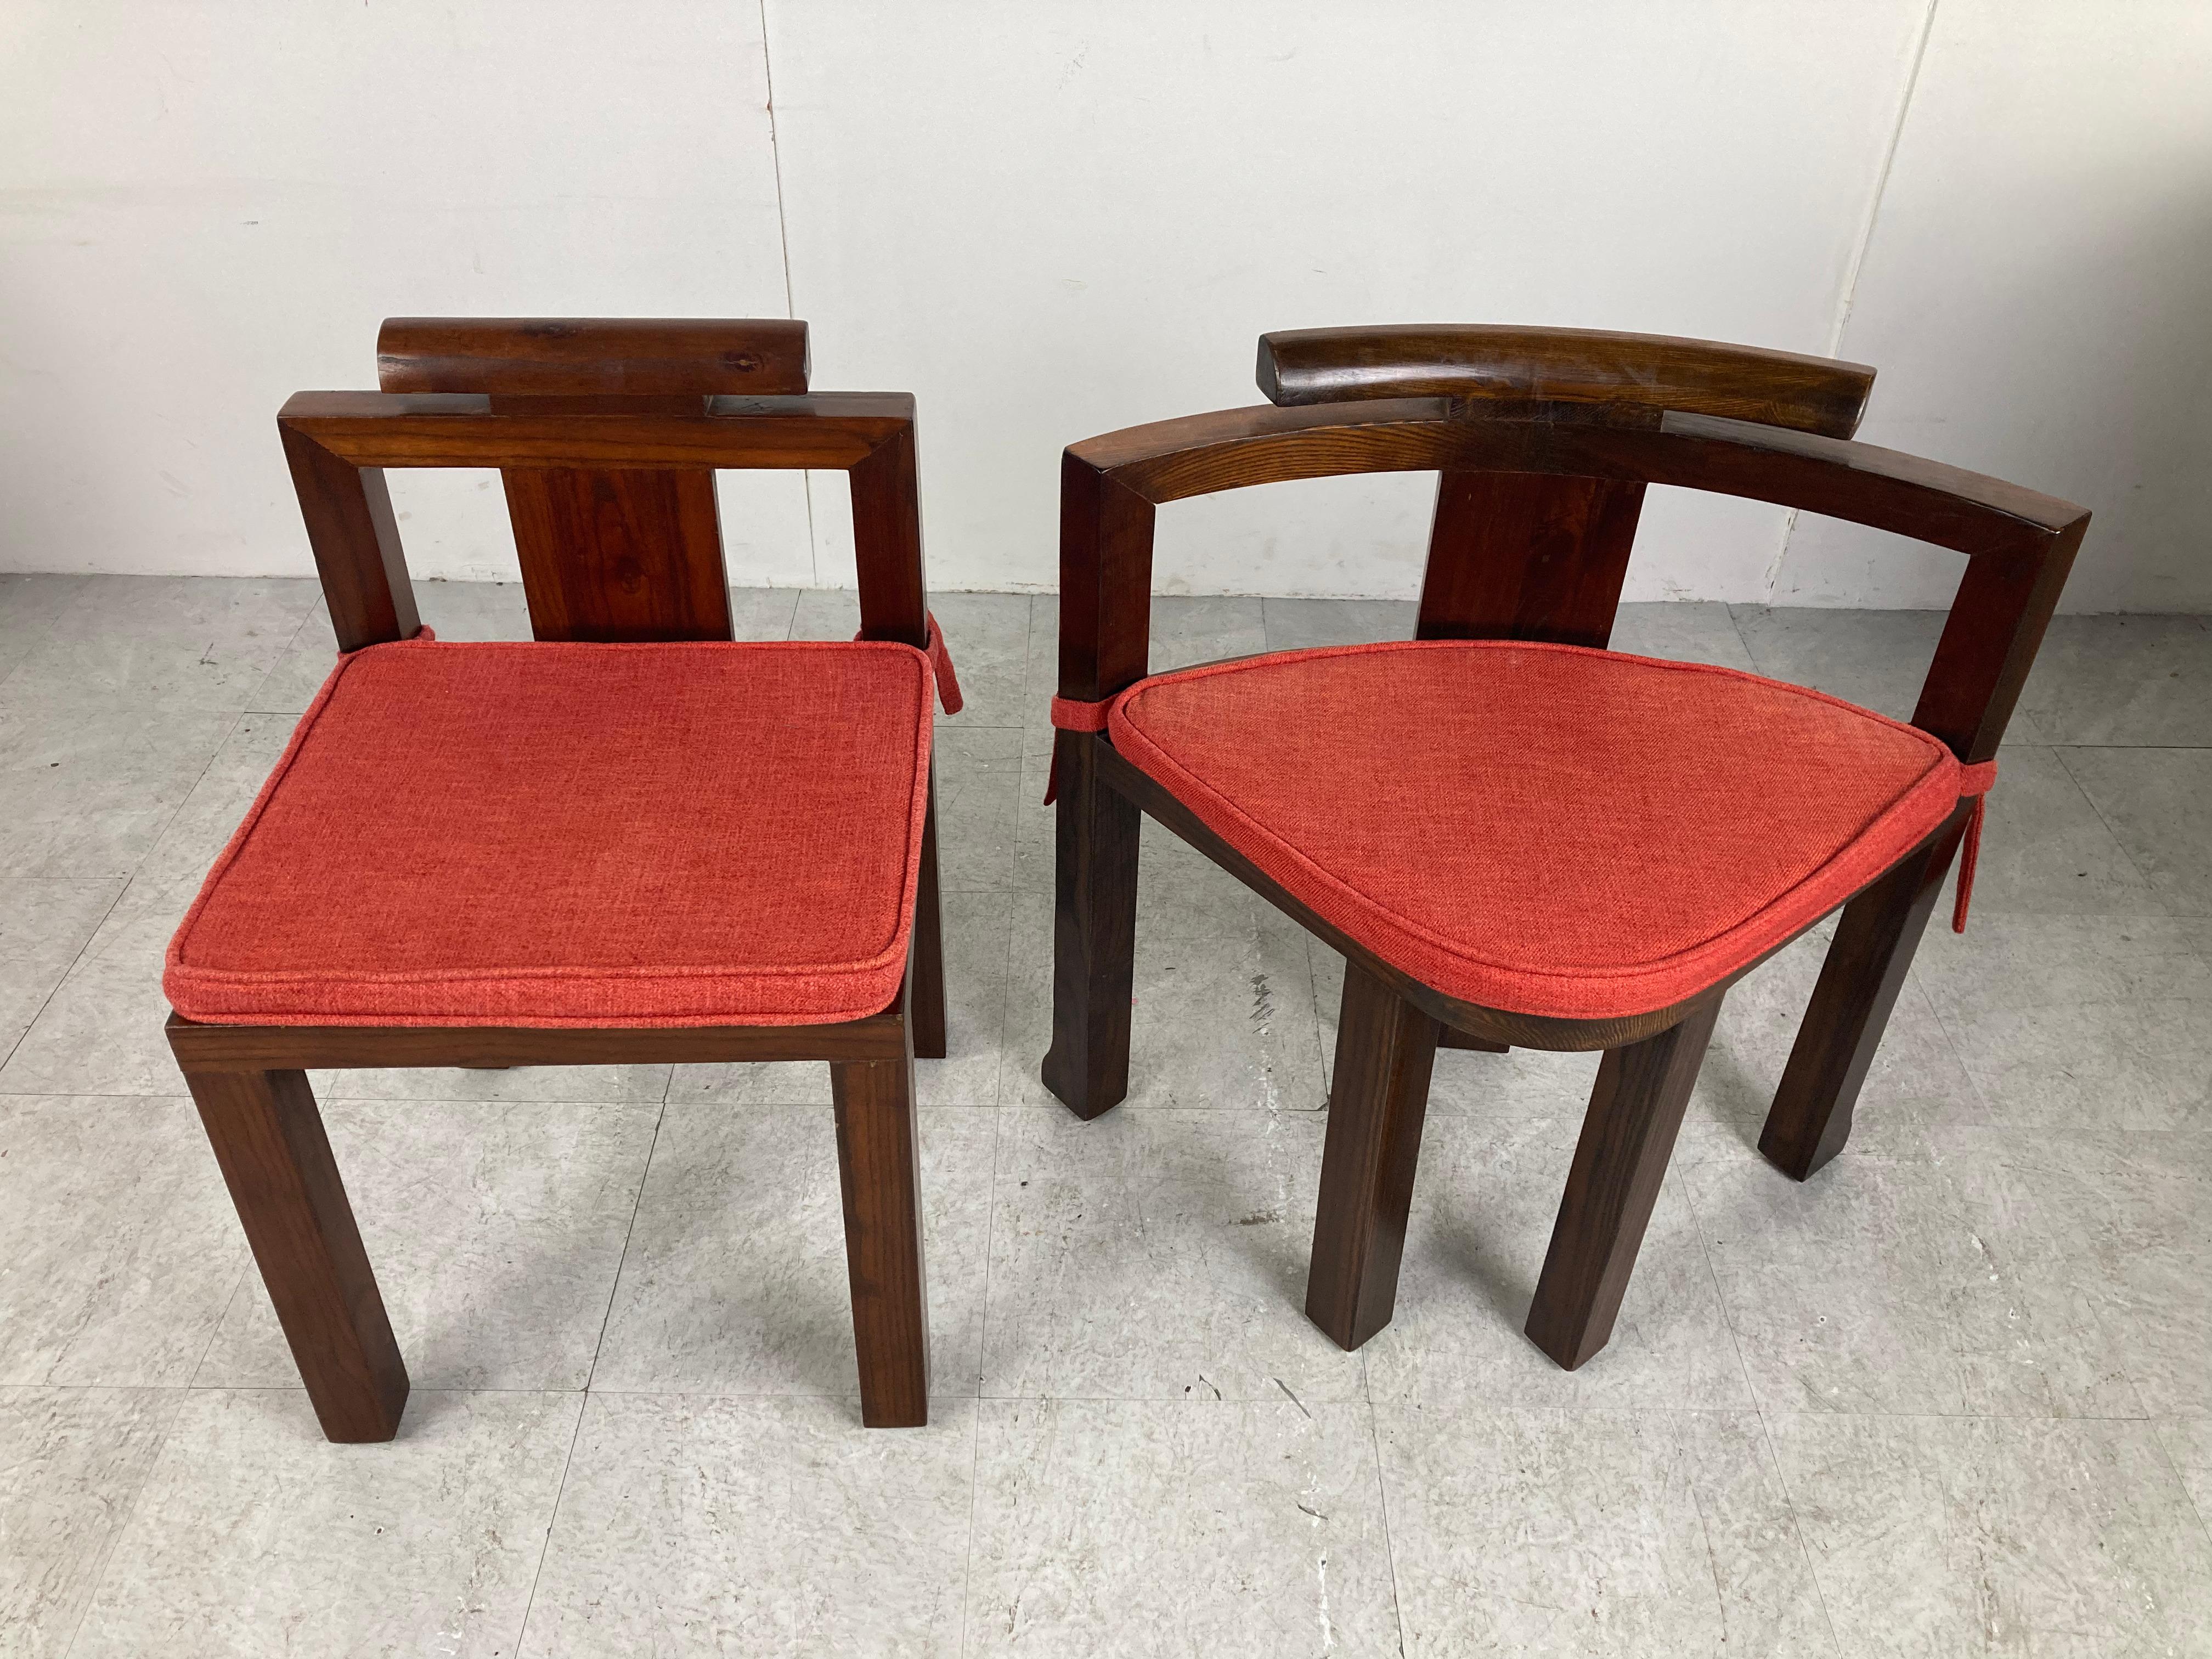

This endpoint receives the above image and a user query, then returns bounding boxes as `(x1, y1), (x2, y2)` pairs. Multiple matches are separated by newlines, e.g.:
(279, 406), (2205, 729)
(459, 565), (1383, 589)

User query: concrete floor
(2, 573), (2209, 1656)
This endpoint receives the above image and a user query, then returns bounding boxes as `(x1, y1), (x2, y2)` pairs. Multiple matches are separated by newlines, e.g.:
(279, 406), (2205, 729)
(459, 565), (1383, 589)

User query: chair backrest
(1058, 324), (2088, 766)
(281, 317), (931, 653)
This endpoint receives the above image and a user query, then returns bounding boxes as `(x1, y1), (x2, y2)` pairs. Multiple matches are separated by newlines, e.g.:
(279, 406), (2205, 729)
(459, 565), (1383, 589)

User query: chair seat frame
(1044, 326), (2087, 1371)
(169, 321), (944, 1439)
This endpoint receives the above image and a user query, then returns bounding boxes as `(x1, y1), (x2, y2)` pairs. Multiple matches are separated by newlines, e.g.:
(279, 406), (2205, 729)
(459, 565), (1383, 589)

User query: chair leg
(1041, 732), (1141, 1120)
(183, 1066), (408, 1442)
(1525, 997), (1721, 1370)
(1759, 826), (1958, 1181)
(910, 771), (949, 1061)
(830, 1056), (930, 1427)
(1306, 960), (1441, 1350)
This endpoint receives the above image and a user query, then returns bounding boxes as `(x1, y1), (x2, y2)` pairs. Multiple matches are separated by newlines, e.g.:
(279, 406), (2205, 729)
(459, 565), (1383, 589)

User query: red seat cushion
(166, 638), (935, 1027)
(1106, 640), (1967, 1022)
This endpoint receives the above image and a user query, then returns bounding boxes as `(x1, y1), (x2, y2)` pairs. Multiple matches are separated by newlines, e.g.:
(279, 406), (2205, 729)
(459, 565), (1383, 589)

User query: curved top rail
(1067, 400), (2084, 558)
(1257, 324), (1875, 438)
(377, 317), (810, 397)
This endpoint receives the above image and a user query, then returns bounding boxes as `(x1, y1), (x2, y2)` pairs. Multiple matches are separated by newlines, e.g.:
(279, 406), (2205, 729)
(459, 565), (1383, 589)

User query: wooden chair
(1042, 324), (2088, 1370)
(165, 318), (950, 1438)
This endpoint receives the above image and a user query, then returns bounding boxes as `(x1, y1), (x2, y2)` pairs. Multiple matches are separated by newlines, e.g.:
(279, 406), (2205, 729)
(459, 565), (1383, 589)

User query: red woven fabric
(165, 637), (935, 1027)
(1040, 695), (1115, 804)
(1105, 640), (1973, 1021)
(1051, 696), (1113, 731)
(1950, 757), (2000, 933)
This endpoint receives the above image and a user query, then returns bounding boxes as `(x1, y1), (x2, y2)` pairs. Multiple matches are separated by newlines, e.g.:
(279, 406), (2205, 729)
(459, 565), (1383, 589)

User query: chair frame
(167, 318), (945, 1438)
(1045, 324), (2088, 1370)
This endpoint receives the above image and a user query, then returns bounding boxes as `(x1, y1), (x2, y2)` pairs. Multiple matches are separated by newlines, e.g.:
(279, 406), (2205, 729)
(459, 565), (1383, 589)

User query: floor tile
(1376, 1404), (1833, 1657)
(1729, 606), (1994, 730)
(1767, 1412), (2212, 1656)
(1149, 595), (1268, 673)
(591, 1104), (995, 1397)
(0, 697), (239, 881)
(966, 1397), (1399, 1657)
(2152, 1417), (2212, 1532)
(70, 1388), (579, 1659)
(521, 1392), (977, 1658)
(980, 1105), (1363, 1403)
(1688, 1144), (2137, 1419)
(1261, 596), (1417, 652)
(789, 585), (862, 640)
(1912, 915), (2212, 1130)
(731, 583), (803, 642)
(311, 1061), (674, 1104)
(1942, 743), (2166, 916)
(1933, 1127), (2212, 1419)
(0, 1096), (245, 1386)
(1022, 594), (1060, 733)
(0, 1385), (178, 1659)
(0, 575), (91, 687)
(1002, 836), (1328, 1113)
(2060, 744), (2212, 916)
(0, 878), (121, 1063)
(194, 1097), (660, 1391)
(1363, 1116), (1753, 1410)
(0, 716), (290, 1096)
(2015, 613), (2212, 746)
(1611, 599), (1760, 670)
(1688, 924), (1988, 1156)
(924, 590), (1031, 728)
(672, 889), (1009, 1107)
(936, 725), (1023, 893)
(2, 576), (319, 712)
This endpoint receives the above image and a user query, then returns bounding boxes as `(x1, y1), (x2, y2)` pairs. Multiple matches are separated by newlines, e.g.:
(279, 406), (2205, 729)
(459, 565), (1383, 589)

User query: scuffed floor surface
(3, 573), (2209, 1656)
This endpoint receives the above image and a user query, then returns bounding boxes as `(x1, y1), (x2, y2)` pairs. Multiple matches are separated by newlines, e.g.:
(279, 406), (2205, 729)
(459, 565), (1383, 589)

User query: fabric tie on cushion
(853, 611), (961, 715)
(1042, 694), (1115, 804)
(1951, 757), (1999, 933)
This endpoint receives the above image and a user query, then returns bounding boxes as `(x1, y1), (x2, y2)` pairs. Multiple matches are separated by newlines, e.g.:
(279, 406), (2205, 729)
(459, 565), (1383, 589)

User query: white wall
(3, 1), (2205, 611)
(1773, 0), (2212, 613)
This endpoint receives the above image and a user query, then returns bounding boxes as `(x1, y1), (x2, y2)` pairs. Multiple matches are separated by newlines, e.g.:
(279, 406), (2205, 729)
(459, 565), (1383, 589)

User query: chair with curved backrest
(1042, 324), (2088, 1370)
(163, 318), (951, 1437)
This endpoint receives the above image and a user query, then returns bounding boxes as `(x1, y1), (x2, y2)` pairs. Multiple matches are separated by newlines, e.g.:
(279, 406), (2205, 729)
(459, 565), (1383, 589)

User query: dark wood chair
(165, 318), (949, 1438)
(1042, 324), (2088, 1370)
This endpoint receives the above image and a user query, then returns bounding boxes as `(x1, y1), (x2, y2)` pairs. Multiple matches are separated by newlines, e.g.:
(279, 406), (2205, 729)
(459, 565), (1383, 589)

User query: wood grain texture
(377, 317), (809, 397)
(279, 392), (913, 472)
(500, 466), (733, 642)
(1525, 997), (1723, 1370)
(1418, 471), (1647, 646)
(1306, 959), (1441, 1350)
(831, 1051), (930, 1427)
(182, 1067), (408, 1441)
(166, 1008), (912, 1071)
(1759, 811), (1966, 1181)
(280, 426), (419, 652)
(1040, 731), (1143, 1118)
(849, 422), (931, 648)
(1257, 323), (1875, 438)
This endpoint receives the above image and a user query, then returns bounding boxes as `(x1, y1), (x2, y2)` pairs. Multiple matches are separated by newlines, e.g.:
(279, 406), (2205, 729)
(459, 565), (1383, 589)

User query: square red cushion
(165, 637), (935, 1027)
(1106, 640), (1968, 1022)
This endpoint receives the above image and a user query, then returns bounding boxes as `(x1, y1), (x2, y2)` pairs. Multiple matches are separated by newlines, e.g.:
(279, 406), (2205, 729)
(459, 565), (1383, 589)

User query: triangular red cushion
(166, 637), (934, 1027)
(1107, 640), (1963, 1022)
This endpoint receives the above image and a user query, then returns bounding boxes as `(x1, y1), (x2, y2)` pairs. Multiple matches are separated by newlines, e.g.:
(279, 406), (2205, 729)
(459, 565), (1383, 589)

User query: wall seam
(1763, 0), (1942, 603)
(755, 0), (819, 585)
